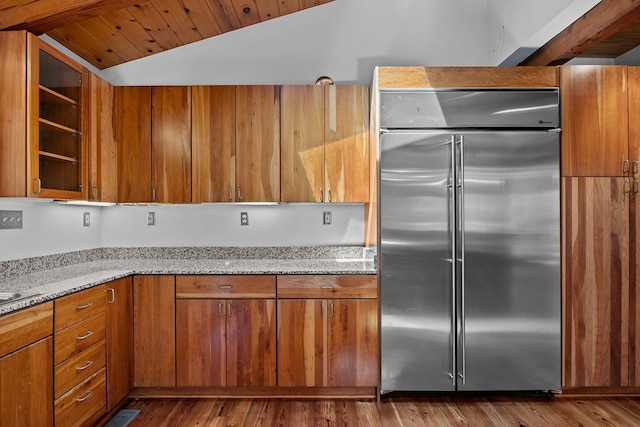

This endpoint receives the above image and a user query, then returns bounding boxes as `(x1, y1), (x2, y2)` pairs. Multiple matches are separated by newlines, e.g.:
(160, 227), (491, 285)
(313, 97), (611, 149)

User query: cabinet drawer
(55, 340), (106, 398)
(176, 275), (276, 298)
(55, 286), (106, 331)
(277, 275), (378, 299)
(55, 368), (106, 427)
(55, 312), (105, 365)
(0, 301), (53, 356)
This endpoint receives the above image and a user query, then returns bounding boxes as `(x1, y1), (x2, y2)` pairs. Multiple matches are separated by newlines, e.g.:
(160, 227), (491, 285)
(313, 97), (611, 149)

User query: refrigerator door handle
(457, 135), (466, 385)
(448, 135), (456, 386)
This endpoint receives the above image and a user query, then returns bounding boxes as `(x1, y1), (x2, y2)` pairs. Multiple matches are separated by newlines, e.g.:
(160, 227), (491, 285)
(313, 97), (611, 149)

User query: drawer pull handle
(219, 285), (232, 289)
(76, 360), (94, 372)
(77, 330), (94, 340)
(76, 302), (94, 310)
(107, 288), (115, 304)
(76, 390), (93, 403)
(321, 286), (334, 289)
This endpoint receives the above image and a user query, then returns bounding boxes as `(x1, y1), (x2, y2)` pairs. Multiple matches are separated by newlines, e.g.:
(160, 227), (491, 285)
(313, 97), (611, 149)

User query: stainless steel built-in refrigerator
(379, 89), (561, 393)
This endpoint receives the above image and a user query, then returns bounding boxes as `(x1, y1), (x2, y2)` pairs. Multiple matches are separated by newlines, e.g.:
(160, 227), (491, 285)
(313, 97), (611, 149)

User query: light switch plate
(83, 212), (90, 227)
(0, 210), (23, 229)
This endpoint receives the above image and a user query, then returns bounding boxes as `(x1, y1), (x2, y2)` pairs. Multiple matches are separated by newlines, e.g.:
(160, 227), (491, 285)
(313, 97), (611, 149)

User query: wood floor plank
(123, 396), (640, 426)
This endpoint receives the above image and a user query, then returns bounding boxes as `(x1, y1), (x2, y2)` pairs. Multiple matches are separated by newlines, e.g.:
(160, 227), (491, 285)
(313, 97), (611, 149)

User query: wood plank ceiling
(0, 0), (334, 69)
(520, 0), (640, 66)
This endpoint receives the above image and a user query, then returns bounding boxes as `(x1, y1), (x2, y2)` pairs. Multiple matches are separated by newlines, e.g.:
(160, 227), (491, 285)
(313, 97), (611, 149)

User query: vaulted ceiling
(2, 0), (640, 71)
(0, 0), (333, 69)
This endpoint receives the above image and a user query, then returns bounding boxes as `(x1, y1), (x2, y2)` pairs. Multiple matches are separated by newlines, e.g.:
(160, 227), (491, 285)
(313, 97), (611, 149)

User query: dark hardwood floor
(122, 395), (640, 426)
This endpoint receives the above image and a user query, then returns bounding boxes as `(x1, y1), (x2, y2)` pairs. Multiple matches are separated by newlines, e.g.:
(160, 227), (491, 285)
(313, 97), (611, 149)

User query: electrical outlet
(323, 211), (332, 225)
(83, 212), (90, 227)
(0, 210), (22, 229)
(147, 212), (156, 226)
(240, 212), (249, 226)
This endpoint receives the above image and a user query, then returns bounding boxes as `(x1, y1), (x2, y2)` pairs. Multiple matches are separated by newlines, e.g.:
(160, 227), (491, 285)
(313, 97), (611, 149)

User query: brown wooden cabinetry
(276, 275), (378, 388)
(560, 66), (629, 177)
(192, 86), (236, 202)
(192, 85), (279, 202)
(116, 86), (191, 203)
(133, 275), (175, 387)
(0, 302), (54, 427)
(54, 285), (107, 426)
(0, 31), (89, 200)
(562, 177), (630, 389)
(281, 85), (370, 202)
(89, 73), (117, 202)
(235, 85), (280, 202)
(106, 277), (133, 409)
(175, 275), (277, 387)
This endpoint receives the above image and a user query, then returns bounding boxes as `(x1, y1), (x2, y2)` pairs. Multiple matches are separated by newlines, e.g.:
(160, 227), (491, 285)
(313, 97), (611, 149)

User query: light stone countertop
(0, 249), (376, 315)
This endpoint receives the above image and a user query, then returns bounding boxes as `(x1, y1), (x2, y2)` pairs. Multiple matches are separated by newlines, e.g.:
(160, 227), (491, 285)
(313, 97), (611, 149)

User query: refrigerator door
(457, 131), (561, 391)
(380, 131), (456, 392)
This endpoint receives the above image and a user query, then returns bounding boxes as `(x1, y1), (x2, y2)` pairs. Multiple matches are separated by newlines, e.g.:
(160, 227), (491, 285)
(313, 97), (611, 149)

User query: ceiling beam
(520, 0), (640, 66)
(0, 0), (142, 34)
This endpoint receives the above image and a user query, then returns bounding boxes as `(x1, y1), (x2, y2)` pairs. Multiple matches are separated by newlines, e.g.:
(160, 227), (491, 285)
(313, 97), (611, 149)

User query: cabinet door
(327, 299), (379, 387)
(89, 74), (117, 202)
(277, 299), (325, 387)
(324, 85), (370, 202)
(562, 177), (630, 388)
(29, 35), (89, 200)
(106, 277), (133, 409)
(226, 299), (276, 386)
(152, 86), (192, 203)
(280, 85), (325, 202)
(235, 85), (280, 202)
(628, 67), (640, 173)
(0, 31), (28, 197)
(0, 337), (53, 427)
(560, 66), (628, 177)
(116, 86), (152, 203)
(176, 299), (226, 387)
(192, 86), (236, 202)
(133, 275), (175, 387)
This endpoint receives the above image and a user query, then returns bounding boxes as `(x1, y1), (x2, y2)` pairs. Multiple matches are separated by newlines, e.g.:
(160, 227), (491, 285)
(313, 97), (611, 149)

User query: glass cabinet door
(31, 40), (87, 199)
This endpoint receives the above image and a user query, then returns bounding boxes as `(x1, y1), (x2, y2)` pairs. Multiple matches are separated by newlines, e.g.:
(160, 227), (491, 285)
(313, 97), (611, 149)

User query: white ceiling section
(40, 0), (601, 86)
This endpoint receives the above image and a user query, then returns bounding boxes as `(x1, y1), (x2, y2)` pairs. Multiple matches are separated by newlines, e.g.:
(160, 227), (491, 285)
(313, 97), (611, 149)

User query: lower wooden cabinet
(562, 177), (630, 388)
(175, 275), (277, 387)
(0, 302), (54, 427)
(54, 286), (107, 426)
(106, 277), (133, 409)
(133, 275), (176, 387)
(277, 275), (379, 388)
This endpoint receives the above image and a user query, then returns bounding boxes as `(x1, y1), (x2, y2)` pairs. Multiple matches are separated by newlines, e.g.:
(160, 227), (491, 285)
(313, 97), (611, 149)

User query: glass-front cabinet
(29, 38), (88, 199)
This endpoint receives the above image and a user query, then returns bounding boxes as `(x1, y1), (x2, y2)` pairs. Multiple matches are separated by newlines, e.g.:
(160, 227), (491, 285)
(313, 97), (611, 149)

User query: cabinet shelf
(39, 150), (78, 164)
(40, 85), (79, 107)
(39, 118), (79, 135)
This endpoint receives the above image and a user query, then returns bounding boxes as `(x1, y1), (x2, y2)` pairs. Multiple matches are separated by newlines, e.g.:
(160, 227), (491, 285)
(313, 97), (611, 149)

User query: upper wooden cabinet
(116, 86), (191, 203)
(281, 85), (325, 202)
(560, 66), (629, 177)
(281, 85), (370, 202)
(235, 85), (281, 202)
(152, 86), (192, 203)
(192, 85), (280, 202)
(0, 31), (89, 200)
(89, 74), (117, 202)
(116, 86), (152, 203)
(192, 86), (236, 203)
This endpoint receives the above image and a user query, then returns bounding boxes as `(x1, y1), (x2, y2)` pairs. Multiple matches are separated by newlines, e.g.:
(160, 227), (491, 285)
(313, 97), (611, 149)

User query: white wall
(0, 200), (364, 261)
(0, 199), (102, 261)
